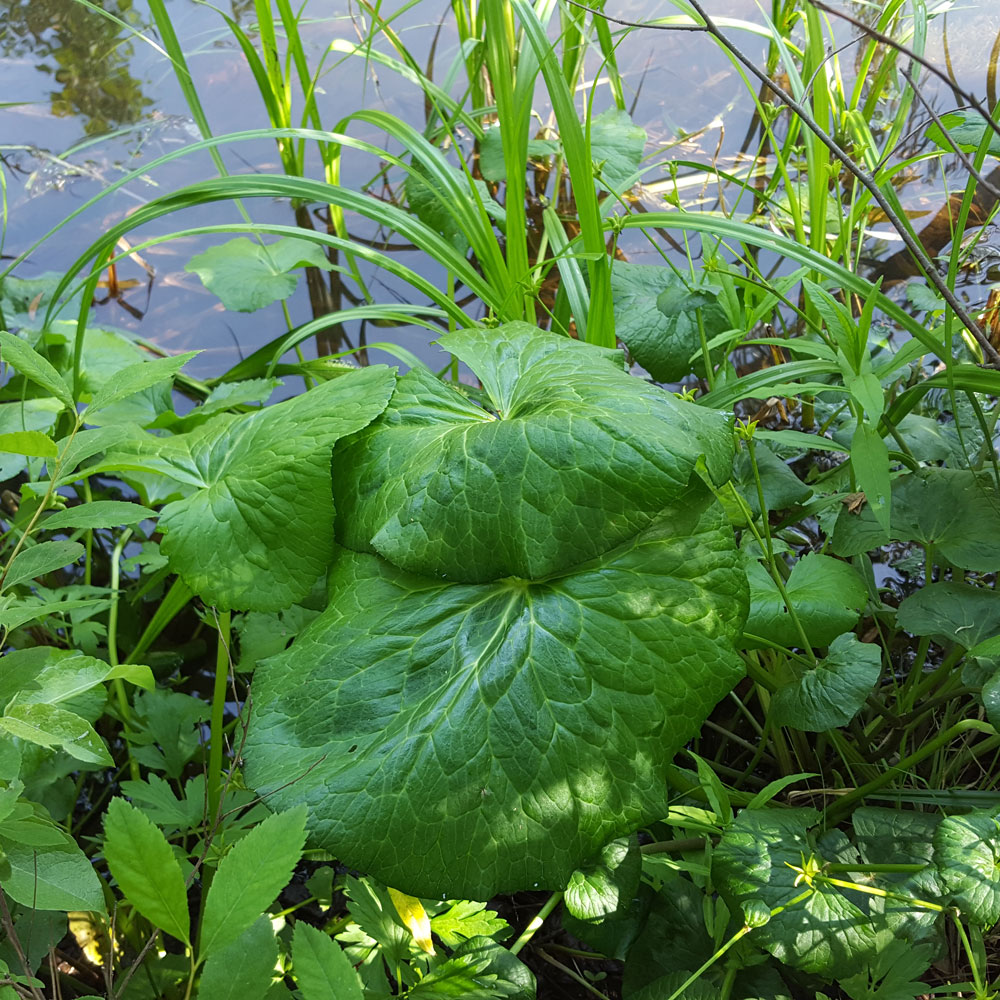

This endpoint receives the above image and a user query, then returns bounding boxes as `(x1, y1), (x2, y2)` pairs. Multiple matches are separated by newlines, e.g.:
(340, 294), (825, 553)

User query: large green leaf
(0, 833), (105, 912)
(609, 262), (728, 383)
(832, 469), (1000, 569)
(105, 366), (395, 611)
(335, 324), (733, 583)
(713, 809), (880, 977)
(185, 237), (333, 312)
(244, 482), (746, 898)
(933, 811), (1000, 927)
(770, 634), (882, 731)
(743, 553), (867, 649)
(896, 582), (1000, 648)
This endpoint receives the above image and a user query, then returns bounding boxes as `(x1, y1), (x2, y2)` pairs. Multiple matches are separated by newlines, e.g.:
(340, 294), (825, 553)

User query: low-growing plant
(5, 0), (1000, 997)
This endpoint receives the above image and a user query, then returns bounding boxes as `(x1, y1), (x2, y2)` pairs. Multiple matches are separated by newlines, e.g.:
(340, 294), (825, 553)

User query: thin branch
(599, 0), (1000, 367)
(562, 0), (704, 32)
(812, 0), (1000, 148)
(901, 66), (1000, 202)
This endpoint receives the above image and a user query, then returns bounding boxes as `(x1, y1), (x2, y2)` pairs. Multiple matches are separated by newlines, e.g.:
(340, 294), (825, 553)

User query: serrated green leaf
(87, 352), (198, 414)
(335, 323), (733, 583)
(743, 553), (867, 649)
(292, 922), (364, 1000)
(770, 633), (882, 731)
(197, 917), (277, 1000)
(199, 805), (308, 960)
(934, 811), (1000, 926)
(108, 365), (395, 611)
(565, 835), (641, 923)
(0, 833), (106, 912)
(0, 430), (56, 459)
(4, 540), (85, 590)
(609, 262), (727, 382)
(430, 901), (510, 948)
(590, 109), (646, 194)
(713, 809), (880, 977)
(244, 482), (746, 899)
(42, 500), (156, 531)
(186, 237), (333, 312)
(104, 798), (190, 943)
(0, 331), (73, 407)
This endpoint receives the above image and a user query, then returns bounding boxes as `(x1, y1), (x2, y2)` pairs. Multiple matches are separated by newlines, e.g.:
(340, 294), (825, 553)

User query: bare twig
(901, 66), (1000, 201)
(575, 0), (1000, 366)
(563, 0), (704, 31)
(812, 0), (1000, 148)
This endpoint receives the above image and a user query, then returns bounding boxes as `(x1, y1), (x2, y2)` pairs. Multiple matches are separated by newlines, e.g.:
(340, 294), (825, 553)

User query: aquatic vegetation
(3, 0), (1000, 997)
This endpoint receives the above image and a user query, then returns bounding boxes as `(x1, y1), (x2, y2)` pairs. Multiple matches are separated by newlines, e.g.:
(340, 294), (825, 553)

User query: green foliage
(185, 236), (334, 312)
(4, 1), (1000, 996)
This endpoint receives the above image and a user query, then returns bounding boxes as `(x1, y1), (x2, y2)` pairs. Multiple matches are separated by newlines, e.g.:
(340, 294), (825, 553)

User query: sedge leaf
(104, 798), (190, 943)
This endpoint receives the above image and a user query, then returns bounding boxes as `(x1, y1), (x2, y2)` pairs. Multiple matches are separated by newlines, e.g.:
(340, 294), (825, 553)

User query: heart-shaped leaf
(335, 323), (733, 583)
(245, 484), (746, 898)
(934, 811), (1000, 927)
(186, 237), (333, 313)
(896, 582), (1000, 648)
(743, 553), (867, 649)
(770, 633), (881, 731)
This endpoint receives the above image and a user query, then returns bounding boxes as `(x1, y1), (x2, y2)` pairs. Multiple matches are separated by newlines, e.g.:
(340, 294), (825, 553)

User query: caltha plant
(243, 321), (749, 899)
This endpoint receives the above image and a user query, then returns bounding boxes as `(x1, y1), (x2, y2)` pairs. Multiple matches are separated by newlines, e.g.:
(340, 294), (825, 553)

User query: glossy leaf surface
(245, 484), (746, 898)
(335, 324), (733, 583)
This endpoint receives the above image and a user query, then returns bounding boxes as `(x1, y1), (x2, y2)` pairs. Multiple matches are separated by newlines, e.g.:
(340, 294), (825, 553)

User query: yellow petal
(387, 887), (436, 956)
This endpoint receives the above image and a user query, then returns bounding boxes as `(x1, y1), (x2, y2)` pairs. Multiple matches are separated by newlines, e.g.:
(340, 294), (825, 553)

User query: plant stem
(208, 609), (232, 823)
(509, 891), (562, 956)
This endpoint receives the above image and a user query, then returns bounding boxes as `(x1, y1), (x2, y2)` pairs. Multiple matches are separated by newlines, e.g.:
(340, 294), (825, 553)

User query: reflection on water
(1, 0), (152, 133)
(1, 1), (1000, 373)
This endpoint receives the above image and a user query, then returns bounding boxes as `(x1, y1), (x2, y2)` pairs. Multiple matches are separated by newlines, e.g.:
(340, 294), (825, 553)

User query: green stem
(509, 892), (562, 957)
(109, 528), (139, 782)
(826, 719), (997, 823)
(207, 610), (232, 824)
